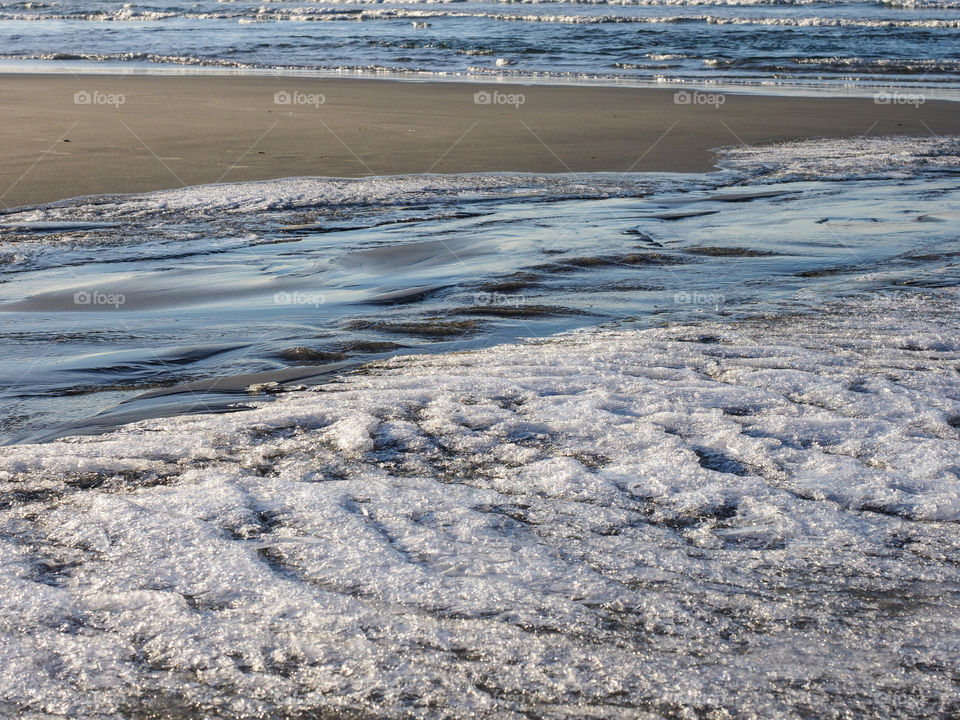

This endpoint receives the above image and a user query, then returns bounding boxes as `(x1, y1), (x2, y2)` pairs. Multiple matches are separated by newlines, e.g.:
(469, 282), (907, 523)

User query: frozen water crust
(1, 289), (960, 718)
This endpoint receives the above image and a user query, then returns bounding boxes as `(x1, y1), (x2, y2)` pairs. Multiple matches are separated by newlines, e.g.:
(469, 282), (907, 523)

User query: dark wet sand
(1, 73), (958, 208)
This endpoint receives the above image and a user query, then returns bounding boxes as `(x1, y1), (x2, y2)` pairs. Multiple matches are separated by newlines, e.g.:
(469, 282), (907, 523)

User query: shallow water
(1, 0), (960, 90)
(1, 136), (959, 443)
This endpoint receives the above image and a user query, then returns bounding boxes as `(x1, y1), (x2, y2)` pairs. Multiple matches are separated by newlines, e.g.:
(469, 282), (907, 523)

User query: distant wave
(5, 51), (959, 85)
(878, 0), (960, 7)
(3, 7), (958, 27)
(0, 0), (916, 13)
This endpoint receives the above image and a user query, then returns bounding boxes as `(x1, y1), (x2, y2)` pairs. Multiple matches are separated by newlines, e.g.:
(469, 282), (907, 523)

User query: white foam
(2, 173), (654, 221)
(717, 135), (960, 181)
(2, 289), (959, 716)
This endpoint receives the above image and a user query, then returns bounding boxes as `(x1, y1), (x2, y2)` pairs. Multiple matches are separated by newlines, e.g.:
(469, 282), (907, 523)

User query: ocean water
(2, 136), (959, 445)
(0, 0), (959, 90)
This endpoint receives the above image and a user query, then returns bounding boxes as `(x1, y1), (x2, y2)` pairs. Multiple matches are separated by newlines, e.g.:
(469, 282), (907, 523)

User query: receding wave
(7, 49), (958, 85)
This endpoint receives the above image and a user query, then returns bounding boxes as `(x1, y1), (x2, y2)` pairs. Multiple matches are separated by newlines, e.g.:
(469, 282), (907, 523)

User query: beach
(3, 74), (960, 208)
(2, 0), (960, 713)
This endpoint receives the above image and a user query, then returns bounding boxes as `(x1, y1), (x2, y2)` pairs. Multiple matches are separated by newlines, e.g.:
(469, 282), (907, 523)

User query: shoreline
(4, 62), (960, 99)
(2, 73), (959, 208)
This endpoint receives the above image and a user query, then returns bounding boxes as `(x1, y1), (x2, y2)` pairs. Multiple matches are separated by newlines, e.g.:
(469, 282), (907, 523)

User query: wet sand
(1, 73), (958, 208)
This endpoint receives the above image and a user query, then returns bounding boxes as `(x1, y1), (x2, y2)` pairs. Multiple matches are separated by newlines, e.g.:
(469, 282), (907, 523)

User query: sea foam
(1, 290), (959, 717)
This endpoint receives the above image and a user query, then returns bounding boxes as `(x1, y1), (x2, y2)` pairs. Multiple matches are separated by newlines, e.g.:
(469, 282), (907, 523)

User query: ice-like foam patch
(1, 173), (654, 222)
(2, 289), (959, 717)
(718, 135), (960, 181)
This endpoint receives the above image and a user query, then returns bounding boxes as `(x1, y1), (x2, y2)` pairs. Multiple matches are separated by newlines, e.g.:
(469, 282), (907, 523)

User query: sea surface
(0, 0), (959, 91)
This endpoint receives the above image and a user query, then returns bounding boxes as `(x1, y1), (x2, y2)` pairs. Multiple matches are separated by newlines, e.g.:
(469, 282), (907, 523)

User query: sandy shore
(1, 73), (958, 208)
